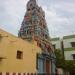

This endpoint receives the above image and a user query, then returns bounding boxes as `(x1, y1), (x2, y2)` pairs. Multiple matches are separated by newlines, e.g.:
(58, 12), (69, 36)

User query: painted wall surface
(64, 50), (75, 60)
(51, 38), (75, 49)
(51, 37), (75, 60)
(0, 29), (41, 72)
(51, 40), (61, 49)
(63, 38), (75, 48)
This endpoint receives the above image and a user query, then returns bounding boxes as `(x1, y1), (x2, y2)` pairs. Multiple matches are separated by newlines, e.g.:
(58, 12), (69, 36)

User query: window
(27, 30), (32, 35)
(52, 44), (56, 49)
(16, 51), (23, 59)
(72, 54), (75, 59)
(0, 34), (2, 40)
(27, 9), (30, 11)
(32, 7), (35, 10)
(45, 34), (48, 39)
(38, 9), (40, 12)
(30, 4), (32, 7)
(37, 42), (41, 48)
(71, 42), (75, 47)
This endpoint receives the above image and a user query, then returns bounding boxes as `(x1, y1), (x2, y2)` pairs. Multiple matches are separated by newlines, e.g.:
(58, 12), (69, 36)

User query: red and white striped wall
(0, 72), (38, 75)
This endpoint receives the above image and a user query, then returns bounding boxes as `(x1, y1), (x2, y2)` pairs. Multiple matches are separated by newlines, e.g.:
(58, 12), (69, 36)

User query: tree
(55, 50), (75, 72)
(55, 49), (64, 68)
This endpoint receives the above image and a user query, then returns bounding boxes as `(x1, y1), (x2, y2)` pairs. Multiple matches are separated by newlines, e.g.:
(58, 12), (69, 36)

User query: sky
(0, 0), (75, 38)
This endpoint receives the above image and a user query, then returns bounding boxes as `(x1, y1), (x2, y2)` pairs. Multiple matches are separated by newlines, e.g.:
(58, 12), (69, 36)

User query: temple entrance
(38, 58), (45, 73)
(46, 60), (51, 74)
(37, 54), (51, 74)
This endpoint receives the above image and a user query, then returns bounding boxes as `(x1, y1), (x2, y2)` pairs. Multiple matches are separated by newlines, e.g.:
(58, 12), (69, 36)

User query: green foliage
(55, 50), (75, 72)
(63, 60), (75, 72)
(55, 50), (64, 68)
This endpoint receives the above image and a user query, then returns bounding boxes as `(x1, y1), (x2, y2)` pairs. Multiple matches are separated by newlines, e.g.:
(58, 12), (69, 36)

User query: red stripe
(18, 73), (21, 75)
(34, 73), (37, 75)
(27, 73), (30, 75)
(6, 72), (9, 75)
(31, 73), (33, 75)
(0, 72), (37, 75)
(23, 73), (26, 75)
(0, 72), (2, 75)
(12, 72), (16, 75)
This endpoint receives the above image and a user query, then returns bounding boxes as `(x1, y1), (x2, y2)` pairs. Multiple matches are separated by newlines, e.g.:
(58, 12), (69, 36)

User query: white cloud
(39, 0), (75, 37)
(0, 0), (28, 35)
(0, 0), (75, 37)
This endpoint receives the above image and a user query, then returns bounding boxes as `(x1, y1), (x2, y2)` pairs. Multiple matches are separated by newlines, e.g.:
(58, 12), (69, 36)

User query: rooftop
(51, 37), (59, 41)
(63, 34), (75, 39)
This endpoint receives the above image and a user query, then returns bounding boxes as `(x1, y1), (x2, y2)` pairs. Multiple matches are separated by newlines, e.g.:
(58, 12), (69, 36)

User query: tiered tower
(18, 0), (56, 74)
(18, 0), (54, 53)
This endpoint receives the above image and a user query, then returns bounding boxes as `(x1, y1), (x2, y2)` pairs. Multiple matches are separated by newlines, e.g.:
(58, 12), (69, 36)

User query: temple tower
(18, 0), (56, 74)
(18, 0), (53, 52)
(18, 0), (49, 41)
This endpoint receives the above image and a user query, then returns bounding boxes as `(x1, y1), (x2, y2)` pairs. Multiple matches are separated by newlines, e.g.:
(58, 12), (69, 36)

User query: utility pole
(61, 37), (65, 60)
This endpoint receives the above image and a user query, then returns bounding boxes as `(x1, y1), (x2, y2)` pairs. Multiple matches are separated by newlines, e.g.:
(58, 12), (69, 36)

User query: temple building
(18, 0), (56, 74)
(0, 0), (56, 75)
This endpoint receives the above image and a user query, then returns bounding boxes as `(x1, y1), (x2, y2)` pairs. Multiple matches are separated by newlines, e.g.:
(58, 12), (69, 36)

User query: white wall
(51, 40), (61, 49)
(64, 50), (75, 60)
(51, 37), (75, 60)
(63, 38), (75, 48)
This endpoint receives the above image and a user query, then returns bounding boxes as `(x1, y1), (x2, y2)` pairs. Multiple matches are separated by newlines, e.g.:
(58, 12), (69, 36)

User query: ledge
(56, 47), (75, 51)
(64, 47), (75, 51)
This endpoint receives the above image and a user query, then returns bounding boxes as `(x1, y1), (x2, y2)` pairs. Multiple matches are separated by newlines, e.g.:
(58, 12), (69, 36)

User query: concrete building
(0, 29), (41, 73)
(51, 38), (61, 50)
(0, 0), (56, 74)
(0, 29), (56, 74)
(51, 35), (75, 60)
(63, 35), (75, 60)
(51, 35), (75, 75)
